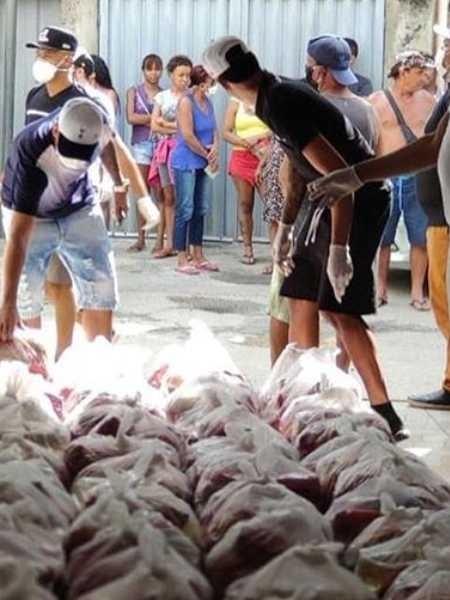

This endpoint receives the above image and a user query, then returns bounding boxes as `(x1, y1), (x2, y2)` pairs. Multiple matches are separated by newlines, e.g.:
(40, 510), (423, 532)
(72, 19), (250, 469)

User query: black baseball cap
(26, 26), (78, 53)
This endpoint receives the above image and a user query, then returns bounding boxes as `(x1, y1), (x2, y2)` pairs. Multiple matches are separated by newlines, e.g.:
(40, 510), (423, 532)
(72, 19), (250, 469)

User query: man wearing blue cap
(203, 36), (408, 441)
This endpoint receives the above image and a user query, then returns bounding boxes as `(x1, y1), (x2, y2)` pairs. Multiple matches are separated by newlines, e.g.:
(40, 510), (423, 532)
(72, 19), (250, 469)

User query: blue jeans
(382, 176), (428, 247)
(174, 168), (208, 251)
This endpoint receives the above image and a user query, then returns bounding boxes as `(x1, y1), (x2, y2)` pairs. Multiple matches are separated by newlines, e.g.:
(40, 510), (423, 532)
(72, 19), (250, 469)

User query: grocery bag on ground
(146, 320), (243, 394)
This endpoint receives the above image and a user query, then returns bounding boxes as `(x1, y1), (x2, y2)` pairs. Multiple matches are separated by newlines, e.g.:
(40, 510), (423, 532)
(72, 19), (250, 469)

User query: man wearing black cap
(22, 26), (158, 359)
(203, 36), (408, 441)
(0, 98), (119, 343)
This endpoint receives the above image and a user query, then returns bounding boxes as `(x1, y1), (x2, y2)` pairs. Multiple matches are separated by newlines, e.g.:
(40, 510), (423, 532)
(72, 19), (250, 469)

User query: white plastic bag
(146, 320), (243, 395)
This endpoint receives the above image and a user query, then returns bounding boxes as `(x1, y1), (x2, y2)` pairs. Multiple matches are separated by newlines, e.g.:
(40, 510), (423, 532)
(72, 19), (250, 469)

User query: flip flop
(195, 260), (220, 272)
(241, 254), (255, 265)
(175, 265), (200, 275)
(377, 296), (388, 308)
(262, 264), (273, 275)
(154, 249), (177, 259)
(127, 242), (145, 253)
(410, 299), (431, 311)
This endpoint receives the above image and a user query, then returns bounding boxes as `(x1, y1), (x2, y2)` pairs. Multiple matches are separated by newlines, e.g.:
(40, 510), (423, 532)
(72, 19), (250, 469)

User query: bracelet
(113, 182), (129, 193)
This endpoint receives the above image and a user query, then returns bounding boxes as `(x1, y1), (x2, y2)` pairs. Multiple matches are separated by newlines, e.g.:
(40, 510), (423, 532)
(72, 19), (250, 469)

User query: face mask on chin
(57, 153), (90, 171)
(32, 58), (68, 84)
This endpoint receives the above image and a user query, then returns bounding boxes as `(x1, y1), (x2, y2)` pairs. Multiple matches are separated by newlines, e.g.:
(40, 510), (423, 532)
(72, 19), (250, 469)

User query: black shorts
(280, 183), (391, 316)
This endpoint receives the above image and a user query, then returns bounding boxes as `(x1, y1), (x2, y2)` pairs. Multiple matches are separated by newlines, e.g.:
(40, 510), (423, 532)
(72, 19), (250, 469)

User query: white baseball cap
(434, 24), (450, 39)
(58, 97), (105, 161)
(202, 36), (250, 79)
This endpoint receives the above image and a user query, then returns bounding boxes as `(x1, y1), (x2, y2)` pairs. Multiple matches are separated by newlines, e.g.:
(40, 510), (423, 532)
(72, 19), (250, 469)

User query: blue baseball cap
(307, 35), (358, 86)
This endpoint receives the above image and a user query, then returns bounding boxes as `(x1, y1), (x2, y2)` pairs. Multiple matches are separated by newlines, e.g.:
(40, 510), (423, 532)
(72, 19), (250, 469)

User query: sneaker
(408, 389), (450, 410)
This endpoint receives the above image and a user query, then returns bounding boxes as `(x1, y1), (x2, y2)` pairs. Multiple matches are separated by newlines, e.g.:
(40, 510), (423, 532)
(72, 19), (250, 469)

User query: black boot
(408, 389), (450, 410)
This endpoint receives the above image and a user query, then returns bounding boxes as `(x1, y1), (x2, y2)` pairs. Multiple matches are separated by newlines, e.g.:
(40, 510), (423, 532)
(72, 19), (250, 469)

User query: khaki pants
(427, 226), (450, 391)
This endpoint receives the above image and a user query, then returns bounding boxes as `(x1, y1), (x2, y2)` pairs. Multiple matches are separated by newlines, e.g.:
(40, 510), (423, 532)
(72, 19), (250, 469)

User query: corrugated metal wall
(101, 0), (385, 240)
(0, 0), (61, 167)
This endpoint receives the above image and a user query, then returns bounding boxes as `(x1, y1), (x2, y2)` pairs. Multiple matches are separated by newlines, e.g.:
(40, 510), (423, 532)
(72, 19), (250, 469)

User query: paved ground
(19, 239), (450, 480)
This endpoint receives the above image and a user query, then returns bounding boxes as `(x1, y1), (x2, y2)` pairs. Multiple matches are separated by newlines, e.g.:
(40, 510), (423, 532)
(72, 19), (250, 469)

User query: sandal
(175, 265), (200, 275)
(241, 245), (255, 265)
(127, 241), (145, 253)
(262, 264), (273, 275)
(154, 248), (177, 259)
(410, 298), (431, 311)
(195, 260), (220, 272)
(377, 296), (388, 308)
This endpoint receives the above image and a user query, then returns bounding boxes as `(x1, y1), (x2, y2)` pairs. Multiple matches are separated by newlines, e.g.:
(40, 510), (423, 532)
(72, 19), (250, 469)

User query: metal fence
(99, 0), (386, 240)
(0, 0), (61, 167)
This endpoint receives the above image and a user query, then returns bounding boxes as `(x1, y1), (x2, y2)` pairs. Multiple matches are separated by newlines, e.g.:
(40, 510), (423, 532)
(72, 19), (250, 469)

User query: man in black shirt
(344, 38), (374, 97)
(203, 36), (407, 440)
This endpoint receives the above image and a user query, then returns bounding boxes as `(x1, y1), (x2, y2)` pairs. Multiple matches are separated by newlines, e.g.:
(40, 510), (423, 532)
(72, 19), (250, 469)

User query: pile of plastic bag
(1, 323), (450, 599)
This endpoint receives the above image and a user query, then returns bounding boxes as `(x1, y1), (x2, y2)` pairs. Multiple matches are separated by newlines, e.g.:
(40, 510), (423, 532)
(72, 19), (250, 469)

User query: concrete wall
(61, 0), (98, 52)
(384, 0), (437, 82)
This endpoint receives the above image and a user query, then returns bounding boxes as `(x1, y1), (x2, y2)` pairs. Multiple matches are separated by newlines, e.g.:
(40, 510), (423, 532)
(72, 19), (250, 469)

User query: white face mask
(57, 153), (89, 171)
(32, 58), (68, 84)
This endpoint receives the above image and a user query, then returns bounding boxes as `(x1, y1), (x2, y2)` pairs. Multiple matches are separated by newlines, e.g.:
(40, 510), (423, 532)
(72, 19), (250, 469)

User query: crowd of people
(2, 22), (450, 442)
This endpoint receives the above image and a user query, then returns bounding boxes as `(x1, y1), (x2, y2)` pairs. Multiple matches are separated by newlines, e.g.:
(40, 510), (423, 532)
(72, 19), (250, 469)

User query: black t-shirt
(25, 84), (88, 125)
(349, 73), (374, 98)
(255, 71), (376, 183)
(416, 87), (450, 227)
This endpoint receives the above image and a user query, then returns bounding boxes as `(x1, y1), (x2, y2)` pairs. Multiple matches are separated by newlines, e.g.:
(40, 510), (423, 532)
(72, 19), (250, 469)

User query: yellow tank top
(234, 101), (269, 150)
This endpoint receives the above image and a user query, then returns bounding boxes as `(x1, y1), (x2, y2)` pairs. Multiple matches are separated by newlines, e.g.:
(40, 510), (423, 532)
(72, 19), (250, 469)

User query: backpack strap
(384, 89), (418, 144)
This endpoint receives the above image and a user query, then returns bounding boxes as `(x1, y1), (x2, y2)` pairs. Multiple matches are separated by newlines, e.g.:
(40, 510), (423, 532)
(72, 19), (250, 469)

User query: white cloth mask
(32, 58), (68, 84)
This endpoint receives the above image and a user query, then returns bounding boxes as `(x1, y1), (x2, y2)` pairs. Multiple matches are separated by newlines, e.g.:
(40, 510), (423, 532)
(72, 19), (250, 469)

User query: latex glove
(273, 223), (295, 277)
(307, 166), (363, 207)
(137, 196), (160, 231)
(327, 244), (353, 303)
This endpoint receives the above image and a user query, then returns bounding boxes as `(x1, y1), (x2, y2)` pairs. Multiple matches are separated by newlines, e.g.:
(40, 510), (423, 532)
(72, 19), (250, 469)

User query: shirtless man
(369, 51), (435, 309)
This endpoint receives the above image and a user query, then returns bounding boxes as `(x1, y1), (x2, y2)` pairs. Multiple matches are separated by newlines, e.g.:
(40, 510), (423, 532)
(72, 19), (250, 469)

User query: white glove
(327, 244), (353, 303)
(137, 196), (160, 231)
(307, 166), (363, 206)
(273, 223), (295, 277)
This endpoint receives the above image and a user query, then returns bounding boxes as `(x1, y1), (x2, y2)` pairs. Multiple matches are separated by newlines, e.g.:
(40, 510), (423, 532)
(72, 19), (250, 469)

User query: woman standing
(126, 54), (163, 252)
(171, 65), (219, 275)
(90, 54), (120, 229)
(151, 55), (193, 258)
(257, 137), (285, 274)
(223, 98), (270, 264)
(91, 54), (121, 116)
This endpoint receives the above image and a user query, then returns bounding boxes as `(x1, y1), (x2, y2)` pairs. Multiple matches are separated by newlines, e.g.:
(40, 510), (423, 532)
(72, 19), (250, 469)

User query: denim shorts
(382, 176), (428, 247)
(2, 204), (118, 319)
(132, 139), (155, 166)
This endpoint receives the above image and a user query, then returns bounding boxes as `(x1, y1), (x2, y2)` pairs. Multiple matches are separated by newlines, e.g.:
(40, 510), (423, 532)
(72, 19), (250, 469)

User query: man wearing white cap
(203, 36), (408, 440)
(0, 98), (119, 343)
